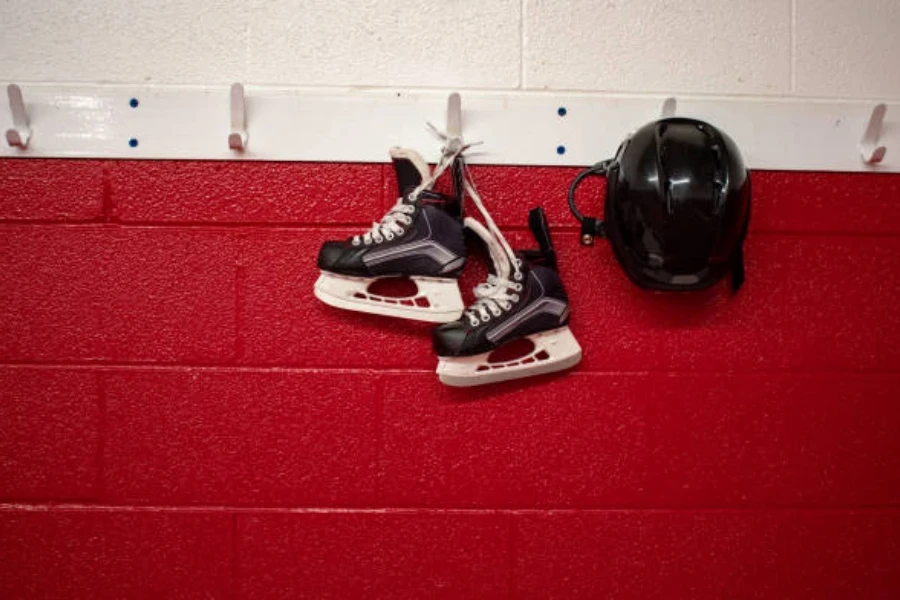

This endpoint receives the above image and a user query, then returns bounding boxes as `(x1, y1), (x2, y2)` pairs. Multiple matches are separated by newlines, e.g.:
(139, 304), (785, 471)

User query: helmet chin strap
(567, 159), (613, 246)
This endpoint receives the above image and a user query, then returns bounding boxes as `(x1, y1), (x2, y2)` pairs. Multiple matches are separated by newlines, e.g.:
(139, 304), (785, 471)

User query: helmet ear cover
(568, 118), (751, 293)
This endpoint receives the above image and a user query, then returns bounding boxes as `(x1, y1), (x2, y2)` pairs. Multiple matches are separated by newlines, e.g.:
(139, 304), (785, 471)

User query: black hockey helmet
(568, 117), (751, 292)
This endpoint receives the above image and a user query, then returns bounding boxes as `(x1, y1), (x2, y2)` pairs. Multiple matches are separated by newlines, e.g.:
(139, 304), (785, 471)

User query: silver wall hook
(228, 83), (247, 151)
(860, 103), (887, 164)
(5, 84), (31, 148)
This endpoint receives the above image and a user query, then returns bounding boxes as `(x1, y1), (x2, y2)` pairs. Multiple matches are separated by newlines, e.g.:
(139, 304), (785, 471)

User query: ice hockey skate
(434, 183), (582, 387)
(314, 145), (468, 323)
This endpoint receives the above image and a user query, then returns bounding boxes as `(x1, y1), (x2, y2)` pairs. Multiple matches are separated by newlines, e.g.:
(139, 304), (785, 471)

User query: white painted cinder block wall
(0, 0), (898, 99)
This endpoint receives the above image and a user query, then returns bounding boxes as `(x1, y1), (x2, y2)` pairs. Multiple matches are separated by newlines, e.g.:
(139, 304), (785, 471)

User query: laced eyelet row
(465, 275), (525, 327)
(351, 205), (414, 246)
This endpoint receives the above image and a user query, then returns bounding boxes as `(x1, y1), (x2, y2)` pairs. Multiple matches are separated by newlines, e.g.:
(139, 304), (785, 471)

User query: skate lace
(460, 160), (526, 327)
(465, 267), (524, 326)
(353, 130), (474, 246)
(353, 202), (416, 245)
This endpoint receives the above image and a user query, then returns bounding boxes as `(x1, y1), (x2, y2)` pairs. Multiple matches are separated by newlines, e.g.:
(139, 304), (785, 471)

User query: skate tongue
(389, 147), (432, 199)
(522, 207), (558, 270)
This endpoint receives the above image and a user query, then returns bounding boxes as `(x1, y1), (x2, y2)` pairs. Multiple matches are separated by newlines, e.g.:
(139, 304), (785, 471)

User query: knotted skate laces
(352, 202), (415, 246)
(460, 162), (526, 327)
(352, 137), (468, 247)
(466, 268), (524, 326)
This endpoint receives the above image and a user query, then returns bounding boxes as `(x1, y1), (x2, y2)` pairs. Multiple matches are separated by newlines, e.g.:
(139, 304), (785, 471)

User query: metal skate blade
(437, 326), (582, 387)
(314, 272), (464, 323)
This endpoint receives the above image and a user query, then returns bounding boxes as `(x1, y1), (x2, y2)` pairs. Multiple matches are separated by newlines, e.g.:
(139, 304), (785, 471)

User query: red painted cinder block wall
(1, 158), (899, 599)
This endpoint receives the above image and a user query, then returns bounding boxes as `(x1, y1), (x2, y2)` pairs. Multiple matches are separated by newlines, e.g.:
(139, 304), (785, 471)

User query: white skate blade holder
(315, 272), (464, 323)
(437, 326), (582, 387)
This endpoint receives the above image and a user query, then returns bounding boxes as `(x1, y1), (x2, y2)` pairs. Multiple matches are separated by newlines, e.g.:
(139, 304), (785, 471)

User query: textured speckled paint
(0, 226), (237, 362)
(0, 368), (100, 500)
(514, 510), (900, 599)
(1, 158), (900, 598)
(0, 159), (105, 221)
(0, 510), (232, 599)
(238, 511), (511, 600)
(110, 160), (385, 224)
(102, 369), (380, 506)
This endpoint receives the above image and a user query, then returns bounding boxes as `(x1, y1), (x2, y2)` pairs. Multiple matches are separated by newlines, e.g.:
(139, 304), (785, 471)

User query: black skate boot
(314, 146), (468, 323)
(434, 207), (582, 386)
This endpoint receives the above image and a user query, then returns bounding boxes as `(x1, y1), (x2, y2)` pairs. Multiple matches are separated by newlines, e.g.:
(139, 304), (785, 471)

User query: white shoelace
(460, 162), (525, 327)
(467, 270), (524, 326)
(353, 201), (415, 245)
(352, 134), (467, 247)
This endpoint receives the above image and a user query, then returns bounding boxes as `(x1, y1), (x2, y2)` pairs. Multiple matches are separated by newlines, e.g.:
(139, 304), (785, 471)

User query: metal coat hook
(228, 83), (247, 151)
(427, 92), (468, 154)
(860, 103), (887, 164)
(6, 84), (31, 148)
(445, 92), (463, 153)
(661, 97), (677, 118)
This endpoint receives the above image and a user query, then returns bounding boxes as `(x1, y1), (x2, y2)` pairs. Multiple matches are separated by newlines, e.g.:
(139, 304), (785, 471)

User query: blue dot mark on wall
(557, 106), (567, 117)
(129, 98), (139, 108)
(556, 145), (566, 155)
(128, 138), (139, 148)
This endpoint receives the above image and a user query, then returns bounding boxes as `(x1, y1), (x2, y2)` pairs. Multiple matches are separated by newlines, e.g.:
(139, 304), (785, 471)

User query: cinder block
(514, 510), (900, 599)
(237, 510), (510, 599)
(102, 368), (379, 505)
(110, 160), (383, 224)
(515, 510), (775, 599)
(0, 508), (232, 599)
(375, 511), (510, 599)
(0, 226), (237, 362)
(0, 159), (104, 221)
(380, 373), (649, 508)
(766, 510), (900, 598)
(0, 1), (247, 83)
(643, 373), (900, 506)
(246, 0), (521, 88)
(237, 512), (380, 599)
(795, 0), (900, 98)
(0, 367), (100, 500)
(524, 0), (791, 94)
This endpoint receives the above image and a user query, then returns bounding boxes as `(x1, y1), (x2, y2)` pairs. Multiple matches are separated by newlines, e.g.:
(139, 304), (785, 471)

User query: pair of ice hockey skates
(314, 143), (582, 387)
